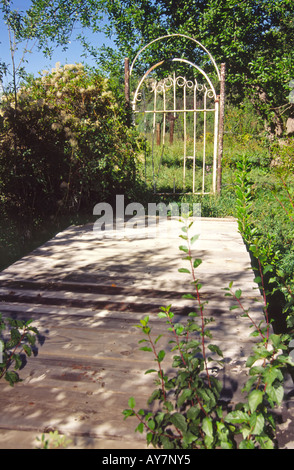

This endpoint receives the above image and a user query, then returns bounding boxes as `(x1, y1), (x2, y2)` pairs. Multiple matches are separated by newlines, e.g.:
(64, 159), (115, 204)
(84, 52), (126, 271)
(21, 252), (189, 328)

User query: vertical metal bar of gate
(213, 96), (219, 193)
(217, 63), (226, 194)
(162, 82), (167, 147)
(152, 87), (157, 192)
(202, 89), (207, 193)
(193, 80), (197, 193)
(183, 79), (187, 190)
(143, 88), (147, 182)
(173, 73), (176, 192)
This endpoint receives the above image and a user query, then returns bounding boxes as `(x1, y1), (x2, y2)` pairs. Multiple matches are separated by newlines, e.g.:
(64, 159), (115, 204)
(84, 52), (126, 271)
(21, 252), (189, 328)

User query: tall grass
(139, 100), (270, 217)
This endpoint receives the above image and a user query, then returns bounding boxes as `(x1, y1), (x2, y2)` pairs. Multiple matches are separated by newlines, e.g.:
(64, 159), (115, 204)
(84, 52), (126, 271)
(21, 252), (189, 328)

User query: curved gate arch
(126, 34), (225, 195)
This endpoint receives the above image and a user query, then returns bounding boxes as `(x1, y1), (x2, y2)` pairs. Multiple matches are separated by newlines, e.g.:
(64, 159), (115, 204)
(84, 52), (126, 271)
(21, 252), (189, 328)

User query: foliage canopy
(2, 0), (292, 137)
(0, 63), (141, 220)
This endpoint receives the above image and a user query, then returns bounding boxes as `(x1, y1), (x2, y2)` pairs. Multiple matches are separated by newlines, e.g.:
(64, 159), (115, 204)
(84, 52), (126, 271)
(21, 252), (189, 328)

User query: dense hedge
(0, 63), (142, 220)
(235, 141), (294, 332)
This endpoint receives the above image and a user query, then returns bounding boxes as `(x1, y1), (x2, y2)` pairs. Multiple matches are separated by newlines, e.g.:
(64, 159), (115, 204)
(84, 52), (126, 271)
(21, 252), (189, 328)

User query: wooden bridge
(0, 217), (293, 448)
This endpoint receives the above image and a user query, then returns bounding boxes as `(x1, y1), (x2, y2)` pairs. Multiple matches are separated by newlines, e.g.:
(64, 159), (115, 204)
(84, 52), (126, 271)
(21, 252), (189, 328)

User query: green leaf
(158, 311), (167, 319)
(239, 439), (255, 449)
(263, 366), (282, 386)
(178, 268), (190, 273)
(135, 422), (144, 433)
(193, 258), (202, 268)
(235, 289), (242, 299)
(155, 334), (163, 344)
(182, 430), (198, 446)
(147, 389), (161, 404)
(175, 324), (184, 334)
(177, 388), (192, 407)
(248, 390), (263, 413)
(190, 234), (200, 245)
(13, 353), (22, 370)
(147, 418), (155, 431)
(170, 412), (187, 433)
(146, 432), (153, 445)
(182, 256), (192, 261)
(5, 370), (19, 387)
(266, 384), (284, 406)
(128, 397), (136, 409)
(229, 305), (240, 310)
(269, 333), (283, 349)
(255, 435), (274, 449)
(164, 401), (174, 412)
(186, 406), (201, 421)
(202, 416), (213, 438)
(208, 344), (223, 357)
(122, 408), (134, 419)
(161, 436), (175, 449)
(140, 316), (149, 326)
(145, 369), (157, 374)
(186, 339), (201, 350)
(157, 350), (165, 363)
(179, 245), (188, 253)
(225, 410), (249, 424)
(249, 412), (264, 435)
(246, 353), (258, 367)
(22, 344), (32, 357)
(263, 264), (273, 274)
(139, 346), (153, 352)
(26, 334), (36, 346)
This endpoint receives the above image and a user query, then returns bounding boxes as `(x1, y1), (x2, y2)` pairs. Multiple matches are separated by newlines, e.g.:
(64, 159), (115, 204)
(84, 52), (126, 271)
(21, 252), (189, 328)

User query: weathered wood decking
(0, 217), (293, 449)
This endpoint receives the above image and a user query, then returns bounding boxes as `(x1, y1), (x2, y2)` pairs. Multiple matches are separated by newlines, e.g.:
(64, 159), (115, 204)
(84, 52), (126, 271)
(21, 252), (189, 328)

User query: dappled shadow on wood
(0, 218), (283, 448)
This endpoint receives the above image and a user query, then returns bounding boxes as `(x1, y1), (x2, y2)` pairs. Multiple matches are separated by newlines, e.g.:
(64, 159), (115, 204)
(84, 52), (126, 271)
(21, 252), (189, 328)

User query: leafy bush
(123, 216), (293, 449)
(234, 152), (294, 330)
(0, 63), (142, 220)
(0, 314), (40, 386)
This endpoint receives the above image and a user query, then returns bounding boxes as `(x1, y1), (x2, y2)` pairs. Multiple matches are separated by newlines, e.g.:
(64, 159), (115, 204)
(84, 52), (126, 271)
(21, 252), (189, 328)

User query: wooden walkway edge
(0, 217), (293, 449)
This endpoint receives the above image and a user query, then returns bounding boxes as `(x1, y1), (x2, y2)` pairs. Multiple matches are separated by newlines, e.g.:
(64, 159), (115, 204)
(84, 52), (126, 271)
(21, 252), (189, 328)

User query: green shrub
(235, 153), (294, 330)
(0, 63), (143, 219)
(123, 216), (293, 449)
(0, 314), (40, 386)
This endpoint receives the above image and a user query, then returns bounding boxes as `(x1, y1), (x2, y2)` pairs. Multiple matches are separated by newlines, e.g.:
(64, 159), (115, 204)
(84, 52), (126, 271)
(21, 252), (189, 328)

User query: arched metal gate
(125, 34), (225, 195)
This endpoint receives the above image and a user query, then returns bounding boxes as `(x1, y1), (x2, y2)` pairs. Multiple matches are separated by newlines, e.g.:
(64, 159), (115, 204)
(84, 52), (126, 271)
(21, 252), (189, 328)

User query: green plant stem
(147, 330), (167, 403)
(166, 314), (188, 367)
(186, 225), (211, 388)
(166, 314), (209, 416)
(257, 258), (270, 342)
(232, 292), (266, 341)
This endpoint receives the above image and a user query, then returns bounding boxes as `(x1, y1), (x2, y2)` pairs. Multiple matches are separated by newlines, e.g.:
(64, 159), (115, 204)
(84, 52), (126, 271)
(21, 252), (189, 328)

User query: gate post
(217, 63), (226, 194)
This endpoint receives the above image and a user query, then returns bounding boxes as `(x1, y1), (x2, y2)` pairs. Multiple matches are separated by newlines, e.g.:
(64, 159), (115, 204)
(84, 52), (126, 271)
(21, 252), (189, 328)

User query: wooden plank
(0, 217), (288, 449)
